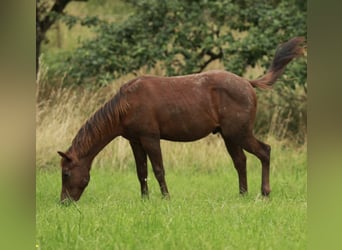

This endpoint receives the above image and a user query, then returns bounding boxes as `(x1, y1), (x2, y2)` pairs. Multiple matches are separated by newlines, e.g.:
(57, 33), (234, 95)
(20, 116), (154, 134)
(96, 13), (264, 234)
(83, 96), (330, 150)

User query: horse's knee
(153, 167), (165, 180)
(237, 153), (247, 166)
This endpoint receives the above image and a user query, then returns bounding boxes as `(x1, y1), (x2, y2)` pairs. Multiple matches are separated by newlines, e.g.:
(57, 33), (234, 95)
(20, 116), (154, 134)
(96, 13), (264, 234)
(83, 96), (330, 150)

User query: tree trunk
(36, 0), (88, 77)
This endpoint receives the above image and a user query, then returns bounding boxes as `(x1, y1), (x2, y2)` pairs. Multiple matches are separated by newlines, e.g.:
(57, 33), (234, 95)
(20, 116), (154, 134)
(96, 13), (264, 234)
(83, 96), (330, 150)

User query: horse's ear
(57, 151), (71, 161)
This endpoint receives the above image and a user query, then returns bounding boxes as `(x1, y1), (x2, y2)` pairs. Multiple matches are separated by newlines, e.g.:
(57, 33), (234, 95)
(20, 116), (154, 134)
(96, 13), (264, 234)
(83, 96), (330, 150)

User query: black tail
(249, 37), (305, 89)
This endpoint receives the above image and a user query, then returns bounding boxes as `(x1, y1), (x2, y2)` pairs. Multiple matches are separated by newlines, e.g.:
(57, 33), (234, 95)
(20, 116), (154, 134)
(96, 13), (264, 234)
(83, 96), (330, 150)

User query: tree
(58, 0), (306, 86)
(36, 0), (88, 76)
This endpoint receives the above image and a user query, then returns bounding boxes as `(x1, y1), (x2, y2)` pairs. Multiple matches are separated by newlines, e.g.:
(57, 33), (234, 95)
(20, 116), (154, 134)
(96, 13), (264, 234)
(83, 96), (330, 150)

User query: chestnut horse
(58, 37), (305, 202)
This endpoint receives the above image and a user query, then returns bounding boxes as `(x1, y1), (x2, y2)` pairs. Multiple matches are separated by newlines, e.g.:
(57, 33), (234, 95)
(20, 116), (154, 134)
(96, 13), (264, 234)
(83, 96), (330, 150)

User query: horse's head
(57, 151), (91, 202)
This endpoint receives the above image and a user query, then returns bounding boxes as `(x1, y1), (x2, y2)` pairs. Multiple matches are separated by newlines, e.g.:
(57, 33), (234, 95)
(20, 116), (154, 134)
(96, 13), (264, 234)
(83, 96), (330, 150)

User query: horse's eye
(62, 171), (71, 178)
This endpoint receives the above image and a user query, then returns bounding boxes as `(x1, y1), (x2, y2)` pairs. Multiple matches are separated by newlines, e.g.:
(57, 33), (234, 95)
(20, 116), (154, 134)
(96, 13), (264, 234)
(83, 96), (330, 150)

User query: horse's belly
(158, 114), (216, 142)
(160, 131), (212, 142)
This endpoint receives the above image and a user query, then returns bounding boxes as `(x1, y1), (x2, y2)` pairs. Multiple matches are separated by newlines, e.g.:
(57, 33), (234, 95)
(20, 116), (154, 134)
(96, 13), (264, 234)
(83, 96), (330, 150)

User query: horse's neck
(70, 117), (121, 161)
(71, 132), (119, 163)
(70, 90), (127, 161)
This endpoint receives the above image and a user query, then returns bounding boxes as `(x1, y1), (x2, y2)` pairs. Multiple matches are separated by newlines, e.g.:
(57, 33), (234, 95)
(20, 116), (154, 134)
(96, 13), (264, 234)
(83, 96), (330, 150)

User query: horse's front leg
(140, 136), (170, 199)
(130, 140), (149, 198)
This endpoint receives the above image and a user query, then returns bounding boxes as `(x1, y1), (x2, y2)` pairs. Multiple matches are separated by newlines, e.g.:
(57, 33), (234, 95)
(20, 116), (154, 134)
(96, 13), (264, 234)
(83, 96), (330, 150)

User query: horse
(58, 37), (305, 202)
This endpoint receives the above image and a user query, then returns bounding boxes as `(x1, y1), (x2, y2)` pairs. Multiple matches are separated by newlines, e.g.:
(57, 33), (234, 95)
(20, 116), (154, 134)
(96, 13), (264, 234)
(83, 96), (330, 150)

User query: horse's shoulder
(121, 77), (145, 94)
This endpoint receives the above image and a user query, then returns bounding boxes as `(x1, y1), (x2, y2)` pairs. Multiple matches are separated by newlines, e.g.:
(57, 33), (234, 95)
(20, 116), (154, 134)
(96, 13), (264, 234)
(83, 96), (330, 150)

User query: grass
(36, 141), (306, 250)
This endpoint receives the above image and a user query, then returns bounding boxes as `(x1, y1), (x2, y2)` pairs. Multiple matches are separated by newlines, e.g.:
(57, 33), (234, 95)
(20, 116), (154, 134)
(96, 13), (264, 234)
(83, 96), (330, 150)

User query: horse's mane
(70, 88), (129, 158)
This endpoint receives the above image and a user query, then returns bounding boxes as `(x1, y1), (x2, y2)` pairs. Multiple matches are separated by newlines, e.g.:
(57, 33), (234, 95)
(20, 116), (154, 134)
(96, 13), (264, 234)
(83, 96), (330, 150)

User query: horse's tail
(249, 37), (305, 89)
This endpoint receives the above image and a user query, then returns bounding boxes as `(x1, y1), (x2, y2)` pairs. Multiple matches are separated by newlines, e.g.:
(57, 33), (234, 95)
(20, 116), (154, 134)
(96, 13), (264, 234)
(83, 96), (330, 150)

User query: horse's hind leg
(140, 136), (170, 198)
(222, 138), (248, 194)
(130, 140), (149, 198)
(241, 135), (271, 196)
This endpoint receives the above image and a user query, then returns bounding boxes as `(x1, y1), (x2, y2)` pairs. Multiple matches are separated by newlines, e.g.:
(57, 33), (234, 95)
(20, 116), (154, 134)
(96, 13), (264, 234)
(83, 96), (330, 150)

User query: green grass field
(36, 140), (306, 250)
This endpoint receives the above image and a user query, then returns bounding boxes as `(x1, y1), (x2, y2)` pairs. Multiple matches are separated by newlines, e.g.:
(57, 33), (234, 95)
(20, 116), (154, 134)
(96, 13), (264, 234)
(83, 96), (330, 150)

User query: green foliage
(54, 0), (306, 86)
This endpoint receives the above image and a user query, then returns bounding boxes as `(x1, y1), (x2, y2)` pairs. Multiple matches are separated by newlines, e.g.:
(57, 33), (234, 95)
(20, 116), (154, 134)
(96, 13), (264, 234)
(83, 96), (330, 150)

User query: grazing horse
(58, 37), (305, 202)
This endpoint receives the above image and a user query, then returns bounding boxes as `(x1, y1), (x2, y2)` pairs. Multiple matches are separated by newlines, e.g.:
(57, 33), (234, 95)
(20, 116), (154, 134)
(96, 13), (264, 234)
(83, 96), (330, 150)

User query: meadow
(36, 140), (306, 250)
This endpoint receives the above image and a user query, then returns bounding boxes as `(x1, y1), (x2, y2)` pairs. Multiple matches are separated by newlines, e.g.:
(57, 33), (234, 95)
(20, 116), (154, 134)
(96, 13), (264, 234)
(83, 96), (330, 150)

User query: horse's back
(121, 70), (254, 104)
